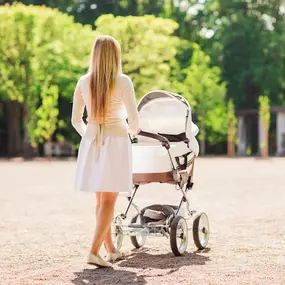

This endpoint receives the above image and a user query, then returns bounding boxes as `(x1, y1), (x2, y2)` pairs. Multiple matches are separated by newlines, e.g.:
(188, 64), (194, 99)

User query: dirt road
(1, 158), (285, 285)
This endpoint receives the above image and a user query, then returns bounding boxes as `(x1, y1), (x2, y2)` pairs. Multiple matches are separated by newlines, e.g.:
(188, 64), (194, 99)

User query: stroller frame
(112, 131), (210, 256)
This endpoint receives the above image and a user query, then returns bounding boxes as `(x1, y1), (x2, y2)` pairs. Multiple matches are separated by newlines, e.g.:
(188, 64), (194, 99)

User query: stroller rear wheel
(111, 215), (124, 251)
(193, 213), (210, 250)
(170, 216), (188, 256)
(130, 214), (147, 249)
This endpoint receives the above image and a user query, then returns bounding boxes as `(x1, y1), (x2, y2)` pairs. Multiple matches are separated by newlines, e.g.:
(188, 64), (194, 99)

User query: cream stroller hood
(132, 90), (199, 177)
(137, 90), (199, 156)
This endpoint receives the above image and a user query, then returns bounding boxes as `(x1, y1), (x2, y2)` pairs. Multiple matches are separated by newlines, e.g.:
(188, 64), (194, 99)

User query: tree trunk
(261, 124), (269, 158)
(227, 120), (236, 157)
(6, 101), (22, 157)
(22, 105), (38, 158)
(264, 131), (268, 157)
(200, 119), (206, 155)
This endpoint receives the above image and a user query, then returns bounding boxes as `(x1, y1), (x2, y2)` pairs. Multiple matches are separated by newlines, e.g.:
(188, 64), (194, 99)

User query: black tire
(170, 215), (188, 256)
(193, 213), (210, 250)
(130, 214), (147, 249)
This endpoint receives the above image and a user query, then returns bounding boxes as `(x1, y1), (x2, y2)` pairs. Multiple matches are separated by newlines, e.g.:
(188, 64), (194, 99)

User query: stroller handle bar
(137, 130), (170, 149)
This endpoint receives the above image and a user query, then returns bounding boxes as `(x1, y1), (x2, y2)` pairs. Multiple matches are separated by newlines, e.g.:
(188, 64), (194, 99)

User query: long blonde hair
(89, 35), (122, 122)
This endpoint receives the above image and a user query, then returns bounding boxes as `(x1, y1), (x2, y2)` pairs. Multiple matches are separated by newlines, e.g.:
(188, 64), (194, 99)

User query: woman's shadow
(72, 248), (210, 285)
(72, 267), (147, 285)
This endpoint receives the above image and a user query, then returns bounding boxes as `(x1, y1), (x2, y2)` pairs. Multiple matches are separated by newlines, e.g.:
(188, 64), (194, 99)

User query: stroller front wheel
(130, 214), (147, 249)
(170, 216), (188, 256)
(111, 215), (124, 251)
(193, 213), (210, 250)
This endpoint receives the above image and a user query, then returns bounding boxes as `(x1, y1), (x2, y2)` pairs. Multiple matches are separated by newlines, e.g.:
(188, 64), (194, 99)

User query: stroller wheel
(170, 216), (188, 256)
(111, 215), (124, 251)
(193, 213), (210, 250)
(130, 214), (147, 249)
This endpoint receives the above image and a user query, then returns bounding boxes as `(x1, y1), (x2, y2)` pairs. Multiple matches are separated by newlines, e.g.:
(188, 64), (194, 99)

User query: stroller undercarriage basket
(136, 204), (177, 225)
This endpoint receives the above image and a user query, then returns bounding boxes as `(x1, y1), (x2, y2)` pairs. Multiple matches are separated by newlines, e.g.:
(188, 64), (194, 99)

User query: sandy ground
(1, 157), (285, 285)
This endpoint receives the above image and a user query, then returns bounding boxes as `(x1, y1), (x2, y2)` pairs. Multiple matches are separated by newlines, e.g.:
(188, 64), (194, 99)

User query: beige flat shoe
(87, 253), (112, 268)
(106, 251), (125, 263)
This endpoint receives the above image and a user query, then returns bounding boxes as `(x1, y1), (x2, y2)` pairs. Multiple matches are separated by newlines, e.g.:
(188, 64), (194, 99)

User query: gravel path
(1, 158), (285, 285)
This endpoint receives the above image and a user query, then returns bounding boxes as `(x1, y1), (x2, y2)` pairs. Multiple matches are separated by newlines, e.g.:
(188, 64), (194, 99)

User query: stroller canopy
(137, 90), (198, 142)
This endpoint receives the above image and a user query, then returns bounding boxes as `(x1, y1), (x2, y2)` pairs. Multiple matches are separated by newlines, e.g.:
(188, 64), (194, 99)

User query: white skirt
(74, 129), (133, 195)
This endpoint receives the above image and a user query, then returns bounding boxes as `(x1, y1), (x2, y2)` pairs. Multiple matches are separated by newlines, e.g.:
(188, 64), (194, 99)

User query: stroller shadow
(118, 248), (211, 273)
(72, 249), (211, 285)
(72, 267), (147, 285)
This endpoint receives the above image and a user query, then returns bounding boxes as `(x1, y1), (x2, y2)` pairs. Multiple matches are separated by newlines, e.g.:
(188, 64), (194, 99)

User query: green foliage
(209, 1), (285, 109)
(259, 94), (270, 156)
(30, 82), (59, 144)
(95, 14), (180, 99)
(0, 4), (35, 103)
(227, 99), (237, 148)
(15, 0), (166, 26)
(0, 3), (95, 145)
(246, 145), (252, 156)
(259, 95), (271, 130)
(227, 99), (237, 126)
(180, 44), (227, 146)
(4, 1), (284, 154)
(159, 1), (285, 110)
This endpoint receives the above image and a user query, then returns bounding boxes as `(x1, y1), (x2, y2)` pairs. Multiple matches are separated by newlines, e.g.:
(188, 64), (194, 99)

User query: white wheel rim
(135, 215), (147, 245)
(198, 213), (209, 248)
(176, 218), (188, 254)
(112, 216), (123, 250)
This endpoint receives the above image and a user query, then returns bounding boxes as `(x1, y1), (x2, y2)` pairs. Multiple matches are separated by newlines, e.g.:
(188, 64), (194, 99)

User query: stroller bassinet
(132, 90), (199, 184)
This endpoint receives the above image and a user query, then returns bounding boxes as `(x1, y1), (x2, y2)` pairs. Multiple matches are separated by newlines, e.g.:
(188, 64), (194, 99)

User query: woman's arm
(71, 78), (87, 136)
(122, 76), (140, 135)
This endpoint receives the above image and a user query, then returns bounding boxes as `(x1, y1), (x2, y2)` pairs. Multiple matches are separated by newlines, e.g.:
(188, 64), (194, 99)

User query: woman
(71, 35), (140, 268)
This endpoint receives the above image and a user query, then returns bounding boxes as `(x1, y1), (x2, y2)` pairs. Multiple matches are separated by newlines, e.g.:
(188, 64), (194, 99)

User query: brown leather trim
(189, 158), (195, 176)
(133, 171), (175, 184)
(133, 158), (196, 185)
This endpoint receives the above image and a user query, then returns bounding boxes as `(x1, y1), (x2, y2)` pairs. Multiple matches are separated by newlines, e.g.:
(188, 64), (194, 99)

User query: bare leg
(91, 192), (118, 255)
(95, 193), (117, 253)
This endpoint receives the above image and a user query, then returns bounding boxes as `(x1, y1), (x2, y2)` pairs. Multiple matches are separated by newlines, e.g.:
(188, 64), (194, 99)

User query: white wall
(276, 112), (285, 155)
(237, 116), (247, 156)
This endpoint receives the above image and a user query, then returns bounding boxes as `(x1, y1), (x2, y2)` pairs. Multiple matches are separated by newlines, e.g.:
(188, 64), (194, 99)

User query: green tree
(227, 99), (237, 157)
(3, 0), (166, 26)
(259, 95), (270, 158)
(163, 0), (285, 154)
(0, 4), (36, 156)
(28, 81), (59, 145)
(180, 44), (227, 155)
(95, 14), (180, 99)
(163, 0), (285, 108)
(197, 0), (285, 108)
(0, 3), (94, 156)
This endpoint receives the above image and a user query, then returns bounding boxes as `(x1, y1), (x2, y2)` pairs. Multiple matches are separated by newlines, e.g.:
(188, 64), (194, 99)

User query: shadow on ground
(72, 268), (147, 285)
(119, 248), (211, 271)
(72, 249), (210, 285)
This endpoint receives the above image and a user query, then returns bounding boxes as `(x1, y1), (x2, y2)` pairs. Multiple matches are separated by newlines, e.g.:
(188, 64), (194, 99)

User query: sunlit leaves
(95, 14), (180, 99)
(259, 95), (270, 129)
(0, 3), (95, 145)
(181, 44), (227, 147)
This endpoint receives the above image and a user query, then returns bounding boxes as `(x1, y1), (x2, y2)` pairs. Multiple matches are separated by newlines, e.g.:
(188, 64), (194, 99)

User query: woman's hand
(136, 128), (142, 135)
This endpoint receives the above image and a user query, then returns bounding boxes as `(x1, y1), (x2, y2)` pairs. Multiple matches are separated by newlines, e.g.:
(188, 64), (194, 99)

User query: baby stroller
(112, 90), (210, 256)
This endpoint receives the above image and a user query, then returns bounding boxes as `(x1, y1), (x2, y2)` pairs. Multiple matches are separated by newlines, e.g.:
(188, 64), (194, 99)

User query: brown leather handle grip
(137, 131), (170, 149)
